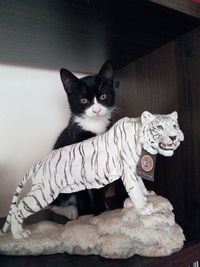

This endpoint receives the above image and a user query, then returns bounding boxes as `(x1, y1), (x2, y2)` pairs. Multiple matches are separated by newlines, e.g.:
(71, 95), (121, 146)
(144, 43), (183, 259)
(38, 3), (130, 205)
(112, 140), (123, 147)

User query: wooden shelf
(150, 0), (200, 19)
(0, 0), (199, 72)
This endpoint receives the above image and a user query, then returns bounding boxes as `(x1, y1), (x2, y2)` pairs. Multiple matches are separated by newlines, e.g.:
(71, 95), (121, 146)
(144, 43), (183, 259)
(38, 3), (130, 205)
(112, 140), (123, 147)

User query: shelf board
(0, 0), (199, 72)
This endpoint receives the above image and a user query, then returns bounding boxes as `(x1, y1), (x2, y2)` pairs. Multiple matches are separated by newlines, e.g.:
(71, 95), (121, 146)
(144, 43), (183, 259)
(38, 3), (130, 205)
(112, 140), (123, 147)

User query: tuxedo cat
(50, 61), (115, 220)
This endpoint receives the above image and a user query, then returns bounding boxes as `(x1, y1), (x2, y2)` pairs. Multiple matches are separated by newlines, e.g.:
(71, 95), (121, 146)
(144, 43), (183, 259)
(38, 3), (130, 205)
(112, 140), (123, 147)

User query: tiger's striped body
(1, 111), (184, 239)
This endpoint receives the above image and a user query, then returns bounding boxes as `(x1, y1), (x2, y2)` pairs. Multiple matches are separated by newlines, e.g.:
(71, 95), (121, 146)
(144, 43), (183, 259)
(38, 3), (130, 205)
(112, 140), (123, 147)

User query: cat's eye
(100, 94), (107, 100)
(157, 125), (164, 130)
(80, 98), (88, 104)
(173, 124), (178, 129)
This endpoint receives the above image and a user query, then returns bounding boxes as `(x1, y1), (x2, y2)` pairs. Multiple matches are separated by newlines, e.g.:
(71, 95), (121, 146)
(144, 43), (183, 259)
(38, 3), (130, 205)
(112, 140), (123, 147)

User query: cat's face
(60, 61), (115, 119)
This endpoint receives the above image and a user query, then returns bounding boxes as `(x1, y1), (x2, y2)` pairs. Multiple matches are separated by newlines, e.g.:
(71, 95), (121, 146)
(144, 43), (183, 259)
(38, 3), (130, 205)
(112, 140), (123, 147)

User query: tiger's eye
(157, 125), (164, 130)
(80, 98), (88, 104)
(100, 94), (107, 100)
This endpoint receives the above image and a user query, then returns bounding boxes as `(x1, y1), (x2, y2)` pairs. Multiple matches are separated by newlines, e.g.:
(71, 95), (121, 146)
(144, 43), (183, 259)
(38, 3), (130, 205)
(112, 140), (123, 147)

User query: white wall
(0, 64), (85, 217)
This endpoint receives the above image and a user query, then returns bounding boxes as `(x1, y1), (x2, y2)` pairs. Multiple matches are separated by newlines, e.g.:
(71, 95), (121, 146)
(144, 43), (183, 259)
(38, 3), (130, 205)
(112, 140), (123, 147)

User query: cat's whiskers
(111, 106), (119, 112)
(110, 106), (120, 118)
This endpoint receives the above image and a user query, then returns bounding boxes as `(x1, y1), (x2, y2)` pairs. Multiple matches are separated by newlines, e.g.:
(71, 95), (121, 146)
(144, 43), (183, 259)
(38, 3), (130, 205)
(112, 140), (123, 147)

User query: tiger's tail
(1, 168), (35, 235)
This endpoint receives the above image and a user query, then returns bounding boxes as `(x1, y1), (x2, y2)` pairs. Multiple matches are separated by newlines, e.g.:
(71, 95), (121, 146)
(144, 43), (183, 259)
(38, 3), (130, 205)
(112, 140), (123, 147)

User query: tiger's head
(139, 111), (184, 157)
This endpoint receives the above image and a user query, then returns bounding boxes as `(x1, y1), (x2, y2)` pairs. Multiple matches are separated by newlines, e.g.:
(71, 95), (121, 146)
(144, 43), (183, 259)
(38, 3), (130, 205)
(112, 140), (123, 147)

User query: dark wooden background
(115, 26), (200, 228)
(0, 0), (199, 72)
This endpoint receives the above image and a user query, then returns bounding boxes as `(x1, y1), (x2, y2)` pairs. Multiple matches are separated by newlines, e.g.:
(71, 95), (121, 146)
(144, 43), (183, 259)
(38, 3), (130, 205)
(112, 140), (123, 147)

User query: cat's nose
(93, 106), (101, 114)
(169, 136), (176, 141)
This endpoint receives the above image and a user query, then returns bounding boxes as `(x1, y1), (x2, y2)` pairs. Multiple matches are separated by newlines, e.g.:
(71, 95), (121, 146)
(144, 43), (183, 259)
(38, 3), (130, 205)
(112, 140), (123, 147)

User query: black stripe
(43, 157), (49, 177)
(122, 120), (127, 143)
(112, 156), (116, 168)
(68, 145), (73, 174)
(64, 157), (69, 186)
(22, 200), (35, 214)
(19, 209), (25, 219)
(79, 144), (86, 180)
(126, 139), (137, 164)
(91, 140), (96, 169)
(54, 150), (62, 189)
(48, 179), (55, 200)
(32, 195), (44, 209)
(48, 151), (56, 179)
(94, 138), (99, 177)
(13, 213), (23, 225)
(105, 134), (110, 174)
(34, 160), (45, 177)
(127, 186), (134, 193)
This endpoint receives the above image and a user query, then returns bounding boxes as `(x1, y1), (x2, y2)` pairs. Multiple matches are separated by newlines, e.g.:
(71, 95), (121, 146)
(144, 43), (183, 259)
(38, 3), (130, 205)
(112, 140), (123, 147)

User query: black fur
(50, 61), (115, 217)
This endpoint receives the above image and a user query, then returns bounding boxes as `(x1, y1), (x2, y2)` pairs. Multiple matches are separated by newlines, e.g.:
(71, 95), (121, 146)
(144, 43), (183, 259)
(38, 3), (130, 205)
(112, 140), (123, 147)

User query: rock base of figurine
(0, 195), (185, 259)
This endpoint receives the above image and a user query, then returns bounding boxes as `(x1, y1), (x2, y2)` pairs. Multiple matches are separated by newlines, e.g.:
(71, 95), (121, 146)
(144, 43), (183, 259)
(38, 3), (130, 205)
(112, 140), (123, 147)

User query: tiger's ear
(141, 111), (154, 125)
(169, 111), (178, 120)
(60, 68), (81, 94)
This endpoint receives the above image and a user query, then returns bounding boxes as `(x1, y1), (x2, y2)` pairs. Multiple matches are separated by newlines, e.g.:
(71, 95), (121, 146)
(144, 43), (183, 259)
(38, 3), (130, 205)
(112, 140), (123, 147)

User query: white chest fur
(74, 115), (111, 135)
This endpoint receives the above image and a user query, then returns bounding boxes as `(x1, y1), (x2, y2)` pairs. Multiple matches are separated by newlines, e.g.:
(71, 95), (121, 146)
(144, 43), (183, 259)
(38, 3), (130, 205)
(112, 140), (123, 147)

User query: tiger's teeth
(160, 143), (174, 150)
(162, 144), (172, 147)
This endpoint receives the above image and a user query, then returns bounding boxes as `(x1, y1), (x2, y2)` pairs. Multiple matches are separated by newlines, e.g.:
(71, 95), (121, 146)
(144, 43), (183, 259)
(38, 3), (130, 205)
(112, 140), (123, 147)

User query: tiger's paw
(137, 202), (154, 215)
(144, 190), (156, 196)
(124, 197), (147, 209)
(124, 198), (155, 215)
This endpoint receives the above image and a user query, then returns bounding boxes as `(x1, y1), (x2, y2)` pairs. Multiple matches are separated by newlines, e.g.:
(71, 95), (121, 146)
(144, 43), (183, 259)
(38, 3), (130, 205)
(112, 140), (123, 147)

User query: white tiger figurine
(1, 111), (184, 239)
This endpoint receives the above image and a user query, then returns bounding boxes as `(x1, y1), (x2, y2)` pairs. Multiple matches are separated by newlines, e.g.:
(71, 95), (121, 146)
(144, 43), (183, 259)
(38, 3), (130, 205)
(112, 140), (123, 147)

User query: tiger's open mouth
(159, 142), (174, 151)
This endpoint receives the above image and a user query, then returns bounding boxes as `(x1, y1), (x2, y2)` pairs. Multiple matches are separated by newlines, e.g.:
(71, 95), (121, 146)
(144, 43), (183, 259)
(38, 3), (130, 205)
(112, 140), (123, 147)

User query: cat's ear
(97, 61), (114, 83)
(60, 68), (80, 94)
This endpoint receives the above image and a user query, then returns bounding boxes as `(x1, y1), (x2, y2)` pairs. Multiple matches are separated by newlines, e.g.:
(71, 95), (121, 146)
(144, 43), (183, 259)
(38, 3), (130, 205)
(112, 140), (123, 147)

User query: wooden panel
(175, 27), (200, 224)
(115, 41), (178, 117)
(115, 26), (200, 226)
(0, 0), (199, 72)
(150, 0), (200, 18)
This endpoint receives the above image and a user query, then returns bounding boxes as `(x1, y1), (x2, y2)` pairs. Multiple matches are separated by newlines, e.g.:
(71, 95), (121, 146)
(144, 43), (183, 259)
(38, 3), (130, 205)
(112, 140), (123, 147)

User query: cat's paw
(51, 205), (78, 220)
(64, 205), (78, 220)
